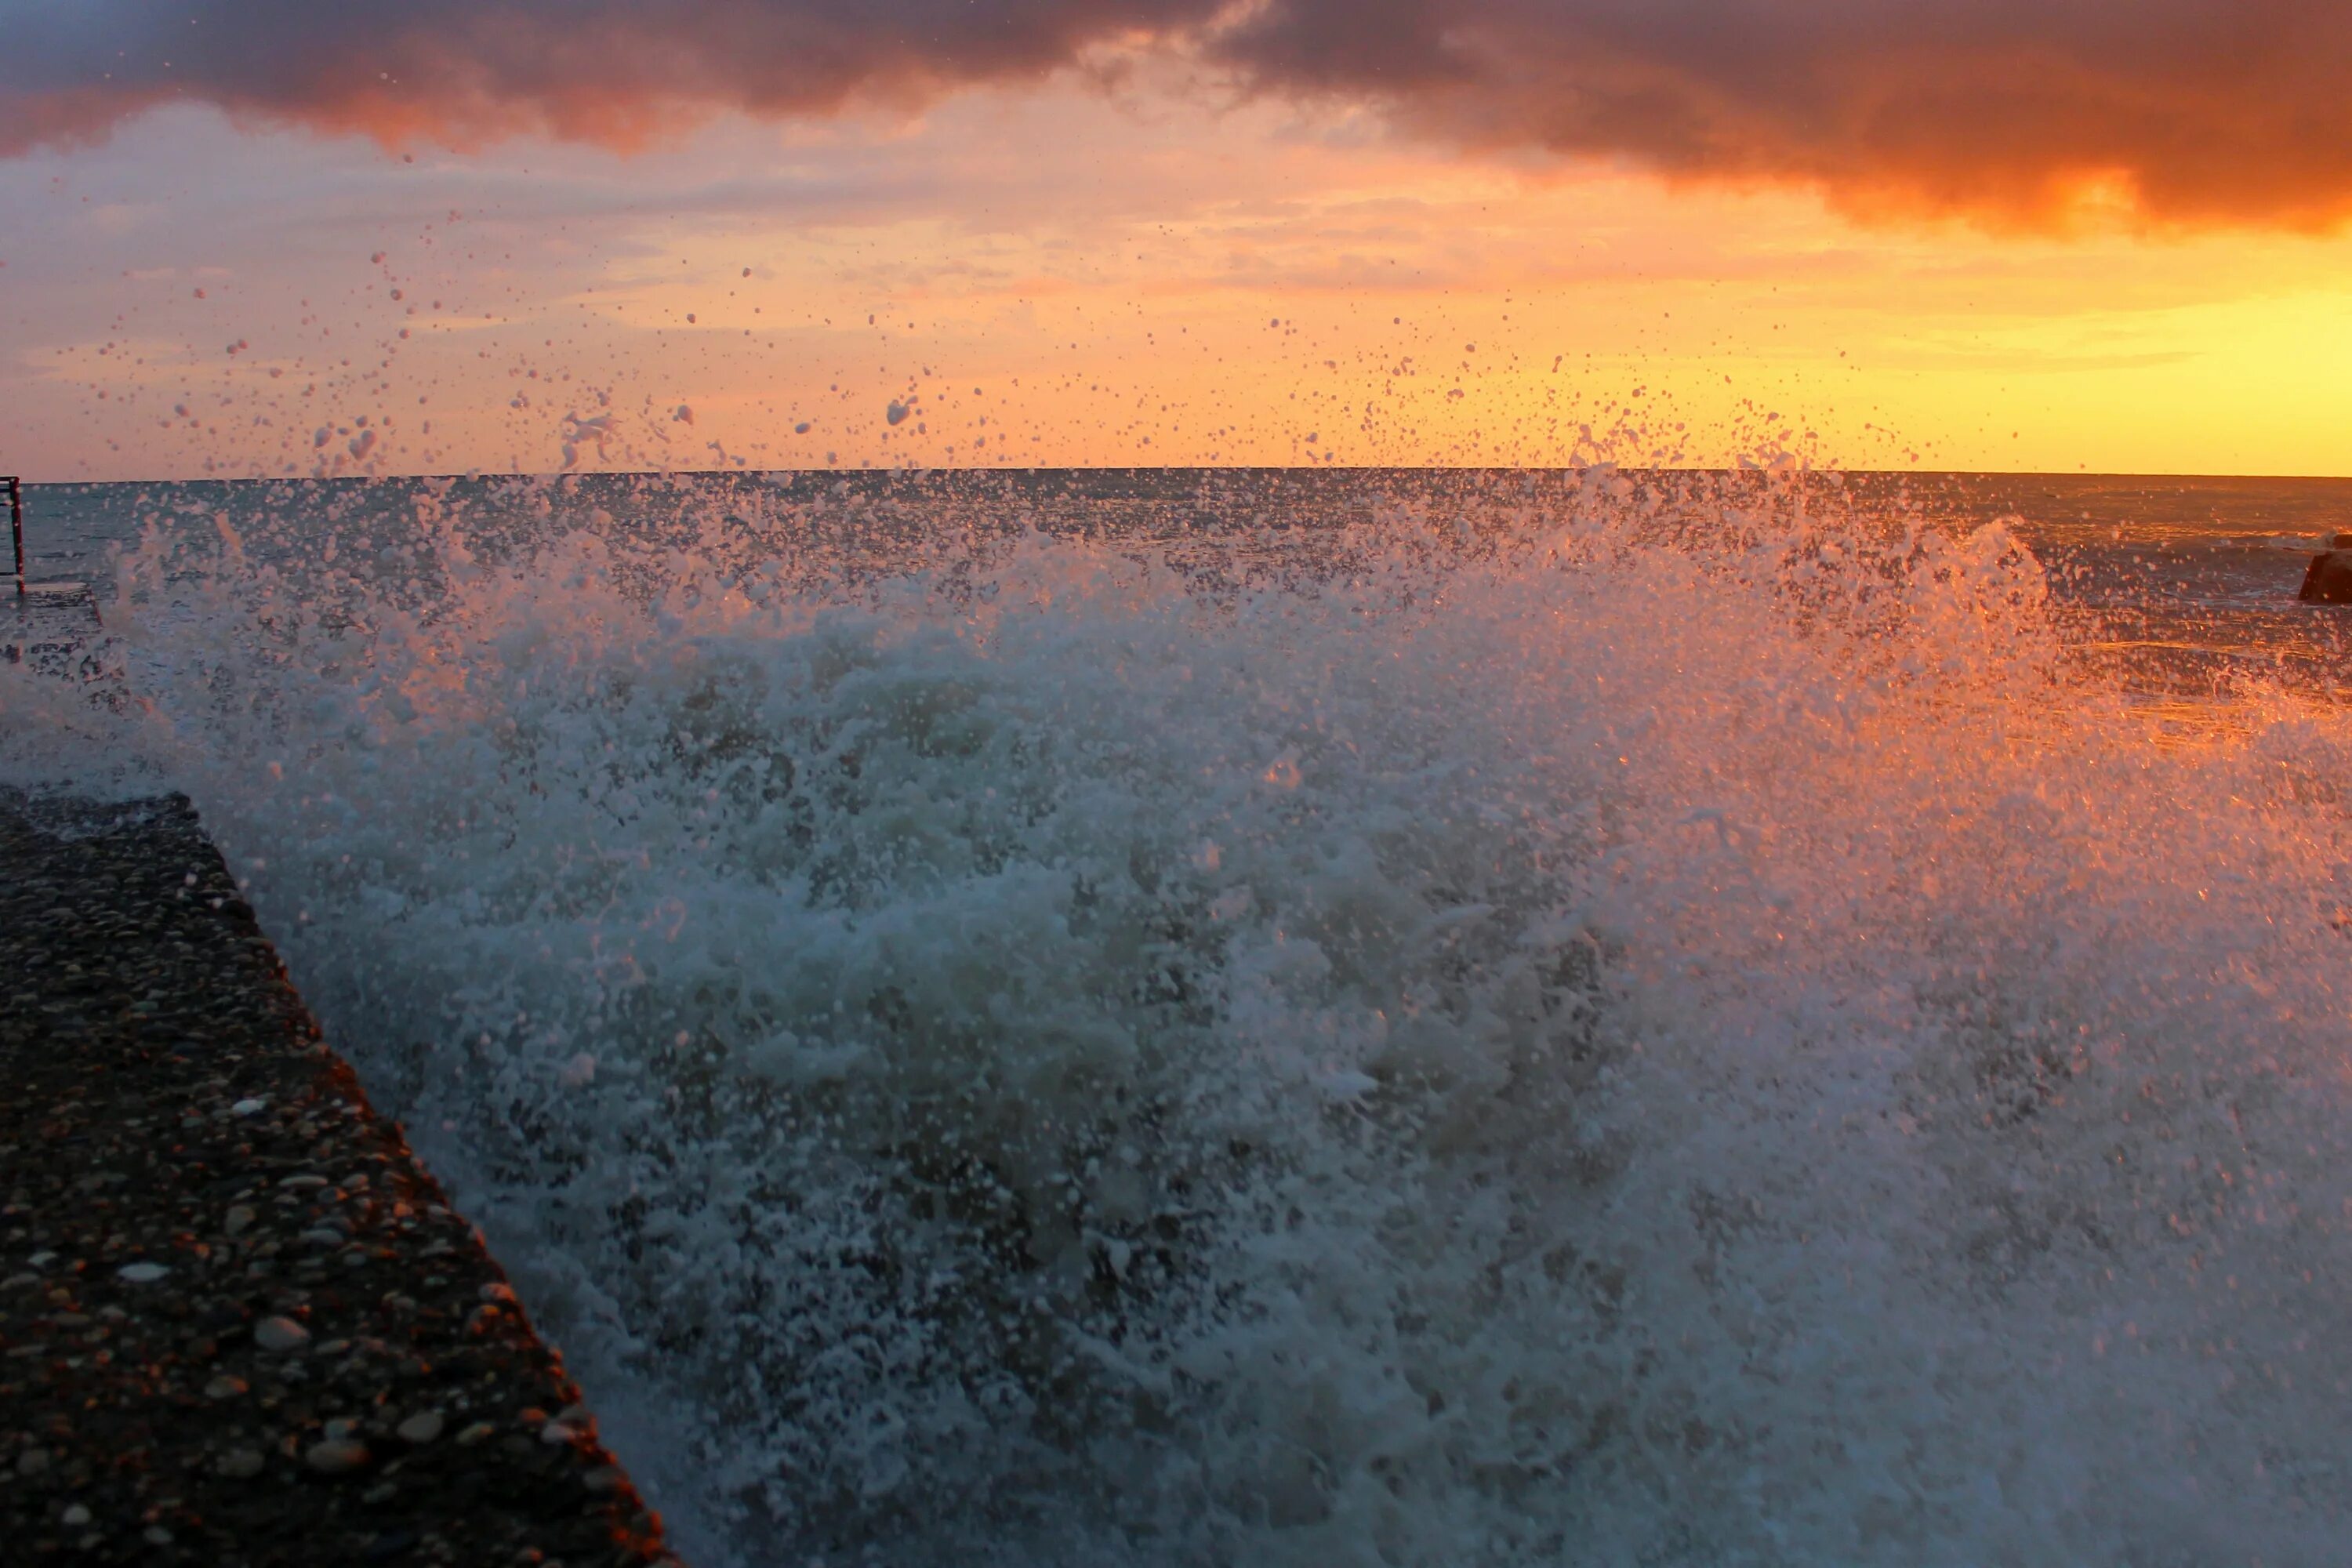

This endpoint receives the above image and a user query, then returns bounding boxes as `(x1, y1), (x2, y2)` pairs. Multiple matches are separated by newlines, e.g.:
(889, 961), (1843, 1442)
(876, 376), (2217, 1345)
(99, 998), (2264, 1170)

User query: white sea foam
(9, 476), (2352, 1565)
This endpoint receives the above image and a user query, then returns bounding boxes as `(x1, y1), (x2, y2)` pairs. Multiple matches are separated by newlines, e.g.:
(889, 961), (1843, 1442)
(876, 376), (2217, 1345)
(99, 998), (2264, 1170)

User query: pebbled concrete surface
(0, 789), (681, 1567)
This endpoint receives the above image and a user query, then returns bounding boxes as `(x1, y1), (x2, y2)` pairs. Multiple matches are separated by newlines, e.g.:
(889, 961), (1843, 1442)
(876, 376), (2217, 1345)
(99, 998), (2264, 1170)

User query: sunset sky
(5, 1), (2350, 480)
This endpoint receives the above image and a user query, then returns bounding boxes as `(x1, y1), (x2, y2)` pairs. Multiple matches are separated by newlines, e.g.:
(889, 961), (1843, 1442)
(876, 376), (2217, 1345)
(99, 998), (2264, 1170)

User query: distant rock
(2299, 550), (2352, 604)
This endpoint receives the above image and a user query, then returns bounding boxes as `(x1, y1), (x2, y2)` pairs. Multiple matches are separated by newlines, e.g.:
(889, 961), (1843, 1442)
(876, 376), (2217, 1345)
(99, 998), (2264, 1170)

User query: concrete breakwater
(0, 788), (681, 1567)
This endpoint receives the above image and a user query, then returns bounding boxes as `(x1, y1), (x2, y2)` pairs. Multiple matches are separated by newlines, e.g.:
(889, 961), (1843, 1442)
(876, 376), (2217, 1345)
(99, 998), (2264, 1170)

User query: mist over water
(9, 469), (2352, 1565)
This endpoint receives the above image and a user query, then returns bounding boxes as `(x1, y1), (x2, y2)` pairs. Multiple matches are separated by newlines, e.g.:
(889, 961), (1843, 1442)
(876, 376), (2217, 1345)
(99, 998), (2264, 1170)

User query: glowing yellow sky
(5, 74), (2350, 480)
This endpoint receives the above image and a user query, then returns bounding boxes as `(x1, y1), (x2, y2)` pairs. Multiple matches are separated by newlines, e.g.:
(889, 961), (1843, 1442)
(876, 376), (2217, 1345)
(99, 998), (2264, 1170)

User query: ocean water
(7, 468), (2352, 1566)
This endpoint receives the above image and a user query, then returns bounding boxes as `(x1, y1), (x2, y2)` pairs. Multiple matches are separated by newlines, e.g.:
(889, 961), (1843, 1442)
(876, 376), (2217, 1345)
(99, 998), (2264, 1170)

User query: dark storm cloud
(1213, 0), (2352, 228)
(0, 1), (1213, 150)
(5, 0), (2350, 227)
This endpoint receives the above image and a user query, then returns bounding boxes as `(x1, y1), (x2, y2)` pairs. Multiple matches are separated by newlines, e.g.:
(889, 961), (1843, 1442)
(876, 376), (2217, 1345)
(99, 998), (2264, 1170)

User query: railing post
(5, 477), (20, 594)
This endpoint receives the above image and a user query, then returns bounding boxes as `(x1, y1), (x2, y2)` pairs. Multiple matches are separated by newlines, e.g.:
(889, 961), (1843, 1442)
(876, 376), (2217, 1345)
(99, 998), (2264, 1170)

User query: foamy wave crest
(20, 477), (2352, 1565)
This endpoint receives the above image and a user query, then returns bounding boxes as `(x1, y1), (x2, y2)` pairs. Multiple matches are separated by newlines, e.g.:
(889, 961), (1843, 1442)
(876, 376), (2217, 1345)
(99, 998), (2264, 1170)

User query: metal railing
(0, 479), (101, 665)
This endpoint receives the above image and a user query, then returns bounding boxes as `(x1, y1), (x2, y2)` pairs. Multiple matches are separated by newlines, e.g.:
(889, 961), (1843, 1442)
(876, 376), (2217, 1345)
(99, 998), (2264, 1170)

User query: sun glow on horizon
(5, 74), (2352, 482)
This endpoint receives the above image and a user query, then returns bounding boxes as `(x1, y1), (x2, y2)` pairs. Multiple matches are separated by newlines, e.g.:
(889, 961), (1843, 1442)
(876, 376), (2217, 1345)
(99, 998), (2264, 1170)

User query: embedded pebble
(60, 1504), (91, 1526)
(254, 1315), (311, 1352)
(542, 1403), (594, 1444)
(216, 1448), (266, 1479)
(455, 1421), (496, 1447)
(305, 1437), (371, 1475)
(223, 1204), (256, 1236)
(205, 1374), (249, 1399)
(230, 1097), (267, 1116)
(396, 1410), (445, 1444)
(117, 1261), (170, 1283)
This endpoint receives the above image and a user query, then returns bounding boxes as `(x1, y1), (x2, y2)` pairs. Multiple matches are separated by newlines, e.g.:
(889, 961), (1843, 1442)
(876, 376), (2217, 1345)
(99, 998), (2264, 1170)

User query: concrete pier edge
(0, 787), (684, 1567)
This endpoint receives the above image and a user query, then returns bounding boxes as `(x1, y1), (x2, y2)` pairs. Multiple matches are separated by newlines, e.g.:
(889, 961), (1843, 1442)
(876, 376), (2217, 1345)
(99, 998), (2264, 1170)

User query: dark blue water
(23, 469), (2352, 710)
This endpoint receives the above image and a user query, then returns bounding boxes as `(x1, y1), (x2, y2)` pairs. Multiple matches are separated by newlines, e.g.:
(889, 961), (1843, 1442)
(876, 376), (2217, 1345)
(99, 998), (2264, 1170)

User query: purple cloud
(5, 0), (2348, 228)
(0, 2), (1211, 150)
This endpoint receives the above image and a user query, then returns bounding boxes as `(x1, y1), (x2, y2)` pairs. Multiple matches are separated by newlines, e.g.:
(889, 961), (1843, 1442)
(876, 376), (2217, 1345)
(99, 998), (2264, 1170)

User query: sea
(5, 466), (2352, 1567)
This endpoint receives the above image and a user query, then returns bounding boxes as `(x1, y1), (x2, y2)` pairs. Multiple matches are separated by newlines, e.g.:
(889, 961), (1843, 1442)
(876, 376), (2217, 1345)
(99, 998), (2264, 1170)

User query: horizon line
(19, 464), (2352, 488)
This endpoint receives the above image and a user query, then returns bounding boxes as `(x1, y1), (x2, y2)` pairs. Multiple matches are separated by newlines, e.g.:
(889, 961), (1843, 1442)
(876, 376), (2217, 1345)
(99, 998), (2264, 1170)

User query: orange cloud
(6, 1), (2350, 230)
